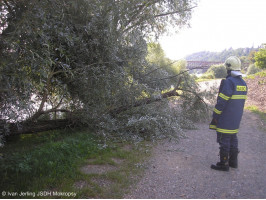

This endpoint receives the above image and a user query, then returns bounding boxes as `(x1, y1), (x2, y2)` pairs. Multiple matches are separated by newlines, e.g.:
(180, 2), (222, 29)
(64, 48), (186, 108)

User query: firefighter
(209, 56), (248, 171)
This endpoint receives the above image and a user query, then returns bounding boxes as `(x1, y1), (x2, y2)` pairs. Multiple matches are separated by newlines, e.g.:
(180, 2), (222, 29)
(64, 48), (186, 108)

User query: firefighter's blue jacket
(210, 75), (247, 134)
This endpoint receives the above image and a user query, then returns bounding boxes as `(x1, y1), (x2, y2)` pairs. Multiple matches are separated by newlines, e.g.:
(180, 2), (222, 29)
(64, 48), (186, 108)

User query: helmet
(224, 56), (241, 71)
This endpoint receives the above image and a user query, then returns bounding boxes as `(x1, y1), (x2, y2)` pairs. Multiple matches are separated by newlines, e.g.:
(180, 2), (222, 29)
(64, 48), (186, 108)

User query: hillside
(185, 47), (258, 62)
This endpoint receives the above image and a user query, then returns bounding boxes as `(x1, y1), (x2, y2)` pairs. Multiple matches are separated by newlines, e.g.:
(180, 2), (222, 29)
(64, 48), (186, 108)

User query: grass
(245, 105), (266, 132)
(0, 129), (152, 198)
(245, 70), (266, 79)
(195, 78), (214, 82)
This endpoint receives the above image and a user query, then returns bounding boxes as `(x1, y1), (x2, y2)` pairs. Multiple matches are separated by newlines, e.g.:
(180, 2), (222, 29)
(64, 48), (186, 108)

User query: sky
(159, 0), (266, 60)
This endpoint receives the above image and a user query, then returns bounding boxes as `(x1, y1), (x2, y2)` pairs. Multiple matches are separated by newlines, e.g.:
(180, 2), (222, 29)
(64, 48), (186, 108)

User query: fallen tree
(6, 119), (72, 136)
(110, 78), (182, 116)
(1, 0), (207, 144)
(3, 79), (183, 136)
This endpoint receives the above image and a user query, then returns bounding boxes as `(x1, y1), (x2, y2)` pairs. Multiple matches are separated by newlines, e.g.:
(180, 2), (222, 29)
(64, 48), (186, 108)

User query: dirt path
(125, 111), (266, 199)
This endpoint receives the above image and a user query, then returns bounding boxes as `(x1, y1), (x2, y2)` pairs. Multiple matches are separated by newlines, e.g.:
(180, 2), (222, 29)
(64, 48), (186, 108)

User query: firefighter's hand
(212, 118), (218, 124)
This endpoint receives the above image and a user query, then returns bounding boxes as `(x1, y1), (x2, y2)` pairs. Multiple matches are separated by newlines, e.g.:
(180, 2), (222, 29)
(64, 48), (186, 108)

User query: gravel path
(125, 111), (266, 198)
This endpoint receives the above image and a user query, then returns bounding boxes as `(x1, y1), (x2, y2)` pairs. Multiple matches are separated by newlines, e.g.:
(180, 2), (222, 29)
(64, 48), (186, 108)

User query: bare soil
(245, 76), (266, 111)
(124, 111), (266, 198)
(80, 164), (118, 175)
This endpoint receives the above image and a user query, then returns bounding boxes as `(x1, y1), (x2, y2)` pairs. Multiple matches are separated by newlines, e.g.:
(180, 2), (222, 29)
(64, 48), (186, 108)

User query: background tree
(254, 47), (266, 69)
(147, 43), (170, 67)
(171, 60), (188, 74)
(206, 64), (227, 78)
(239, 56), (250, 72)
(248, 50), (257, 64)
(185, 47), (259, 62)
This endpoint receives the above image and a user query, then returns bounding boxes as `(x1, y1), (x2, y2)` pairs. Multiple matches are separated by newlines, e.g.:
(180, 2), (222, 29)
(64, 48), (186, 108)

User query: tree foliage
(147, 43), (170, 67)
(254, 48), (266, 69)
(207, 64), (227, 78)
(172, 59), (188, 73)
(247, 64), (262, 75)
(185, 47), (259, 62)
(248, 50), (257, 63)
(0, 0), (207, 144)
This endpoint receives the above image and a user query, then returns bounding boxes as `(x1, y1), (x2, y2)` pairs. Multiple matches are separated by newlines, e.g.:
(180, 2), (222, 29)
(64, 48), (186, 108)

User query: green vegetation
(254, 47), (266, 69)
(245, 106), (266, 132)
(195, 73), (215, 82)
(0, 0), (205, 145)
(146, 43), (187, 79)
(185, 47), (259, 62)
(186, 47), (263, 75)
(245, 71), (266, 79)
(195, 64), (226, 82)
(246, 64), (262, 75)
(192, 45), (266, 81)
(206, 64), (227, 78)
(0, 129), (151, 198)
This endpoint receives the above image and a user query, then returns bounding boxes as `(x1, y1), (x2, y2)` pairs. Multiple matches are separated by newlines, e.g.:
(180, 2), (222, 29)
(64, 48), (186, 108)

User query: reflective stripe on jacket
(211, 75), (247, 134)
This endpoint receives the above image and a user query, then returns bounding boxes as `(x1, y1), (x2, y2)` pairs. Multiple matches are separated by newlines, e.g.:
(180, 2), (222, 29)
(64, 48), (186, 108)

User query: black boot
(229, 149), (239, 168)
(211, 150), (229, 171)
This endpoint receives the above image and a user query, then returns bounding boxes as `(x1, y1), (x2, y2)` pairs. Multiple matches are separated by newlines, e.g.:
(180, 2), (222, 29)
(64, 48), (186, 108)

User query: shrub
(200, 72), (215, 80)
(207, 64), (227, 78)
(254, 48), (266, 69)
(247, 64), (262, 75)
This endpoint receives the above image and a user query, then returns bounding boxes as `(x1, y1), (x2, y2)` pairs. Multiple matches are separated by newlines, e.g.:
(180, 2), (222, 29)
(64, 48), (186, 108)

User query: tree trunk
(6, 119), (72, 136)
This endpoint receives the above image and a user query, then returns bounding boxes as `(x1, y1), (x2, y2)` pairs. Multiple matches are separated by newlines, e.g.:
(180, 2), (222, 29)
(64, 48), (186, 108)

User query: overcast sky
(159, 0), (266, 60)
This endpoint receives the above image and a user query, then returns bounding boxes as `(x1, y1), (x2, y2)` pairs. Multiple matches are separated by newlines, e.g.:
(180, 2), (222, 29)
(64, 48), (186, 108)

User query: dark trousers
(217, 132), (238, 153)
